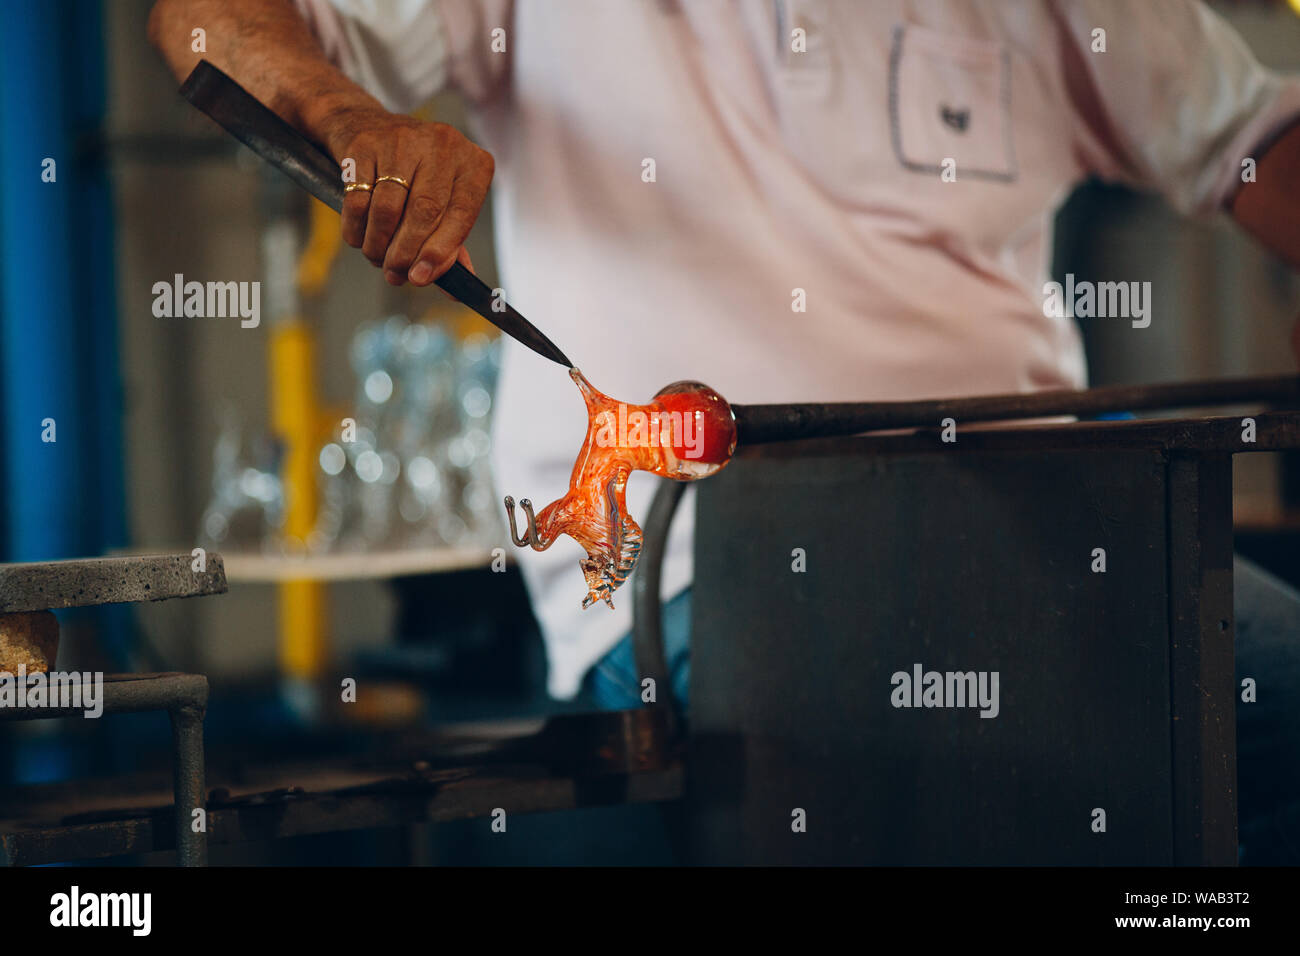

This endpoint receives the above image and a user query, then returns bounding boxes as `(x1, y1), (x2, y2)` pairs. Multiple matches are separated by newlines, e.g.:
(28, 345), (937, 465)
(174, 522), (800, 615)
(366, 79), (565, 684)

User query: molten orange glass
(504, 368), (737, 609)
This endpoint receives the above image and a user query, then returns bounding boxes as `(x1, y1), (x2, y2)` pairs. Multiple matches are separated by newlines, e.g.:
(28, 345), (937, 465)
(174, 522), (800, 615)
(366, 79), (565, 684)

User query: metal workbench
(633, 407), (1300, 864)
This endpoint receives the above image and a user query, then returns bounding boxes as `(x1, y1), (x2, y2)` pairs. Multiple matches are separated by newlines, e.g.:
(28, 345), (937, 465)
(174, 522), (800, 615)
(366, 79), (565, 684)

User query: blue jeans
(1234, 556), (1300, 863)
(586, 559), (1300, 862)
(586, 589), (692, 712)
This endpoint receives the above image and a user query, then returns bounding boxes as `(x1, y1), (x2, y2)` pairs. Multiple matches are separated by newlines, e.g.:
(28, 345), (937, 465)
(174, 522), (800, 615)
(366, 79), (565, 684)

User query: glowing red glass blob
(505, 368), (737, 609)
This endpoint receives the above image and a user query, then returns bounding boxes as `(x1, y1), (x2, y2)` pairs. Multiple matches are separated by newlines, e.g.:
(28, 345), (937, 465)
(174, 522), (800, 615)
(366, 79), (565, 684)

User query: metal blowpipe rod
(731, 374), (1300, 446)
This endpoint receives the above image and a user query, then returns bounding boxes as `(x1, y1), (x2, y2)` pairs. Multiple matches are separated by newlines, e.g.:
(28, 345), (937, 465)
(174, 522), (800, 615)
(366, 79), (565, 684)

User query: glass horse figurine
(504, 368), (737, 609)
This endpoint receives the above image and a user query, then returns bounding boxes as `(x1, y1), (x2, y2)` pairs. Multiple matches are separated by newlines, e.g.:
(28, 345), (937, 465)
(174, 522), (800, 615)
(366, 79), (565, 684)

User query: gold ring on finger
(375, 175), (411, 190)
(344, 182), (373, 193)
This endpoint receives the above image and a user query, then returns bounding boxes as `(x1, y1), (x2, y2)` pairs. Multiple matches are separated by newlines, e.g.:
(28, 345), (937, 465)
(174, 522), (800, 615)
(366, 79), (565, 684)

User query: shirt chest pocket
(889, 24), (1017, 182)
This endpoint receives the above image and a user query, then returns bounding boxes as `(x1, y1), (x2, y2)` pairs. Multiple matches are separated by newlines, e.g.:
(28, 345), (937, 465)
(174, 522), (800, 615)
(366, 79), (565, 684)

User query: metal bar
(0, 673), (209, 722)
(631, 479), (686, 739)
(0, 765), (685, 866)
(169, 702), (208, 866)
(733, 409), (1300, 457)
(733, 374), (1300, 446)
(0, 709), (682, 865)
(1167, 454), (1238, 865)
(0, 673), (210, 866)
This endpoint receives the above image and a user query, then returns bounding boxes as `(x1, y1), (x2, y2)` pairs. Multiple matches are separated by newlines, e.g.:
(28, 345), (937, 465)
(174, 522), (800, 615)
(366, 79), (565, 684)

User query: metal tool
(730, 373), (1300, 445)
(0, 553), (227, 866)
(633, 372), (1300, 740)
(179, 60), (574, 369)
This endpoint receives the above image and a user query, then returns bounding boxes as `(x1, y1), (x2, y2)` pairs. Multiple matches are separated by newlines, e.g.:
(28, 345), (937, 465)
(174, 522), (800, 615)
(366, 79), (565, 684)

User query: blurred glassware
(199, 406), (286, 552)
(200, 315), (504, 556)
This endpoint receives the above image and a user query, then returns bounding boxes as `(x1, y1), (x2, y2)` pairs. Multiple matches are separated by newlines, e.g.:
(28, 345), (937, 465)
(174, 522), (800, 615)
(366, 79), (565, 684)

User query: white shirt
(297, 0), (1300, 697)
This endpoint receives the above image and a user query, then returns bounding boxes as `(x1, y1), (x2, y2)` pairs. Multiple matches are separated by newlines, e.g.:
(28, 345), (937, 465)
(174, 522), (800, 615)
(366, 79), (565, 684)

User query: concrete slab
(0, 553), (227, 613)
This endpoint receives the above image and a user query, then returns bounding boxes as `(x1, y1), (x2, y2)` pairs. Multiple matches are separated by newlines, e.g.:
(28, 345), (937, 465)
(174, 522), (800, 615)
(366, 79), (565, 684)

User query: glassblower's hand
(321, 107), (493, 287)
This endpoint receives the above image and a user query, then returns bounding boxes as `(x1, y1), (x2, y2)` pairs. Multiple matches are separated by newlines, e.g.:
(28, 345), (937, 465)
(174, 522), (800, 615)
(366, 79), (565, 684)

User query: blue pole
(1, 0), (86, 561)
(74, 0), (128, 558)
(0, 0), (125, 564)
(1, 1), (132, 784)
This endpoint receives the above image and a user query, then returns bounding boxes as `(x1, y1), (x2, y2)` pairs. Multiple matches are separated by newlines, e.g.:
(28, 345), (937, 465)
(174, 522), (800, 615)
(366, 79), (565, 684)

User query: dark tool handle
(180, 60), (573, 368)
(180, 59), (347, 212)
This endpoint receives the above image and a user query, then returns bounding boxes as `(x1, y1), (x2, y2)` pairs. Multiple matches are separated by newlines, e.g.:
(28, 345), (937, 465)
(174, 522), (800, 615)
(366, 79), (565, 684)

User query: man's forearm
(1231, 119), (1300, 270)
(147, 0), (384, 157)
(149, 0), (496, 288)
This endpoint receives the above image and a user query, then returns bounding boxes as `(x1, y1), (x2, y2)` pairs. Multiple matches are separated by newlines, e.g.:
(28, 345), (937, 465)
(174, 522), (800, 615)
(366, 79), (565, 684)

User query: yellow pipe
(270, 322), (320, 539)
(272, 200), (341, 682)
(297, 199), (344, 297)
(271, 320), (326, 679)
